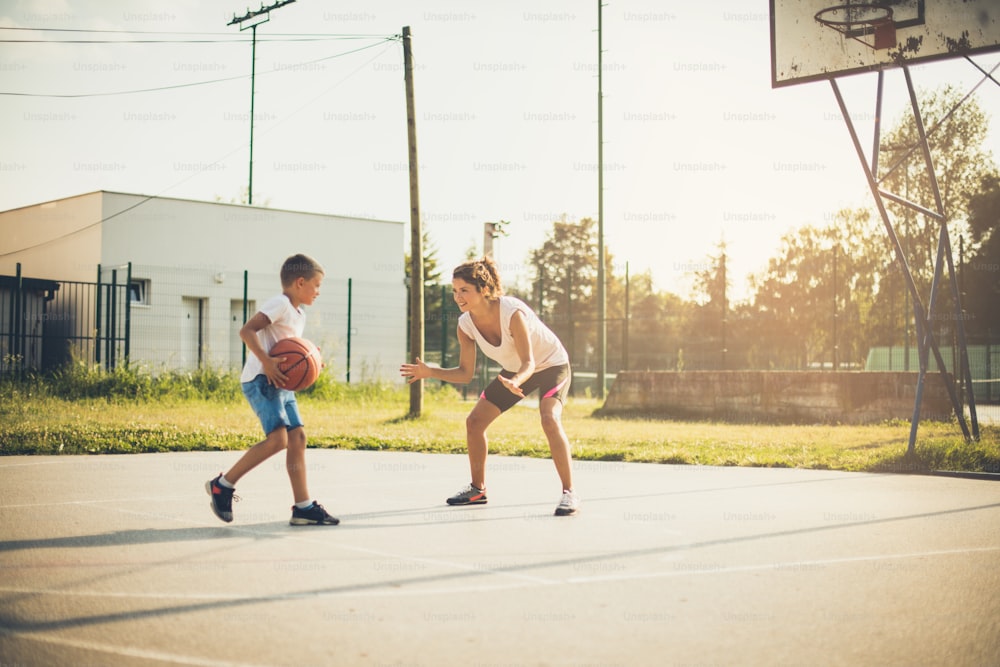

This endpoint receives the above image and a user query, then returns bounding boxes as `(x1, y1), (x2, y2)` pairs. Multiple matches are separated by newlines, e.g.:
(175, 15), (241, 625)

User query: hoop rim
(814, 3), (893, 28)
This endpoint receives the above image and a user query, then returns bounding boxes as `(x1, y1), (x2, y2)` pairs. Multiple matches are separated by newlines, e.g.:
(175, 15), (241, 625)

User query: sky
(2, 0), (999, 302)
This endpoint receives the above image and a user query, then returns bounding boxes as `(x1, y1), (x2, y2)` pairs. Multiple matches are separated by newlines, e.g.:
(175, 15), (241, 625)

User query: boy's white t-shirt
(240, 293), (306, 383)
(457, 296), (568, 373)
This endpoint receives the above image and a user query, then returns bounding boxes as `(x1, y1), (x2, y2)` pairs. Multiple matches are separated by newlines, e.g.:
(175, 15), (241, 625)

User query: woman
(400, 256), (579, 516)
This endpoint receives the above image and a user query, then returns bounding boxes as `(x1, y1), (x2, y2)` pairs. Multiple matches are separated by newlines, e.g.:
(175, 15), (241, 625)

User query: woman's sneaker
(206, 474), (237, 523)
(446, 484), (487, 505)
(555, 489), (580, 516)
(290, 501), (340, 526)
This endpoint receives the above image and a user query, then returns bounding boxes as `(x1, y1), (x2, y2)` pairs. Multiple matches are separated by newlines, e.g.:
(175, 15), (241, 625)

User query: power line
(0, 37), (378, 44)
(0, 38), (399, 257)
(0, 25), (391, 38)
(0, 36), (398, 98)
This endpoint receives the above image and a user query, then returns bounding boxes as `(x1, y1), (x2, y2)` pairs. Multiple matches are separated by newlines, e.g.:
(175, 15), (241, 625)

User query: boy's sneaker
(446, 484), (487, 505)
(206, 474), (237, 523)
(290, 501), (340, 526)
(555, 489), (580, 516)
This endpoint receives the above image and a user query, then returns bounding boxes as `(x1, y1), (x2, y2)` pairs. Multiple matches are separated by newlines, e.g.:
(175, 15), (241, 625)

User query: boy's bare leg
(286, 427), (309, 503)
(224, 428), (288, 485)
(540, 397), (573, 491)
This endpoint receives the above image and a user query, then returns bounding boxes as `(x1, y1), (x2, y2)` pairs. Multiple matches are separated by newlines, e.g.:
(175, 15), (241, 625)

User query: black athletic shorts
(481, 364), (571, 413)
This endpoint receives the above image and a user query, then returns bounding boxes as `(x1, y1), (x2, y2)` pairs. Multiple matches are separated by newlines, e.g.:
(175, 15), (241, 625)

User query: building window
(130, 279), (150, 305)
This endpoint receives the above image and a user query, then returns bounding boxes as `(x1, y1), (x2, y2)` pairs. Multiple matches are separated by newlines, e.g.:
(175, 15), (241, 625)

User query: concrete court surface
(1, 449), (998, 667)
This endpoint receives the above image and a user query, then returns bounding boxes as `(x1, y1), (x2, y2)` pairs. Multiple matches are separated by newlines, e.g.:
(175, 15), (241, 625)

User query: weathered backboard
(770, 0), (1000, 88)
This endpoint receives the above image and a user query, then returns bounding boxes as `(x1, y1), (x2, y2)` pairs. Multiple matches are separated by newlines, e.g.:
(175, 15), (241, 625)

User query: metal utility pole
(403, 26), (424, 418)
(596, 0), (607, 398)
(228, 0), (295, 205)
(832, 243), (839, 371)
(720, 249), (727, 370)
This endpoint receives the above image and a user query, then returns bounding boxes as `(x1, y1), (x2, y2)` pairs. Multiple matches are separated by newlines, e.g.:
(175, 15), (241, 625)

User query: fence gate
(0, 263), (130, 376)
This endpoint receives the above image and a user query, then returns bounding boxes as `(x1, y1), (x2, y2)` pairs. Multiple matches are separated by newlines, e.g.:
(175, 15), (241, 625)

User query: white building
(0, 191), (406, 382)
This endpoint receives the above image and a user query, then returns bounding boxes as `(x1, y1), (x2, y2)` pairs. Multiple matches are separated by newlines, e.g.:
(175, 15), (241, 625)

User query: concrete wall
(600, 371), (956, 424)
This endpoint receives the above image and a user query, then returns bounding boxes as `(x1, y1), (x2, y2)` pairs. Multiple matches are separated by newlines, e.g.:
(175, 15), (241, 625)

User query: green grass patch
(1, 369), (997, 474)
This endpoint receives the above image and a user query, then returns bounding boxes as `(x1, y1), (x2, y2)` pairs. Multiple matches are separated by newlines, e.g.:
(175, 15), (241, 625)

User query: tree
(681, 242), (731, 369)
(404, 231), (449, 365)
(964, 173), (1000, 339)
(528, 217), (600, 365)
(747, 209), (884, 369)
(875, 86), (999, 367)
(618, 270), (685, 370)
(878, 85), (996, 294)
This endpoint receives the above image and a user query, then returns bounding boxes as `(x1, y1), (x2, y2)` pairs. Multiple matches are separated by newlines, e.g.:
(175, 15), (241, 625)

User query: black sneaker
(206, 474), (237, 523)
(446, 484), (487, 505)
(290, 501), (340, 526)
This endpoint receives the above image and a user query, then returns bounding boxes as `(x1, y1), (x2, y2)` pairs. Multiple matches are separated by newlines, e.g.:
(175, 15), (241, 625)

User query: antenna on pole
(227, 0), (296, 206)
(483, 220), (509, 258)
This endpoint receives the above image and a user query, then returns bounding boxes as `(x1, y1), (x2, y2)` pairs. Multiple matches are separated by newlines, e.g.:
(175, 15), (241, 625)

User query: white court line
(1, 497), (195, 509)
(3, 547), (997, 602)
(0, 579), (538, 600)
(0, 459), (78, 468)
(568, 546), (1000, 584)
(0, 628), (271, 667)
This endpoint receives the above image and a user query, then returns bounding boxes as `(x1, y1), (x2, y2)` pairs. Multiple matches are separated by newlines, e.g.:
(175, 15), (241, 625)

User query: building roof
(0, 190), (403, 227)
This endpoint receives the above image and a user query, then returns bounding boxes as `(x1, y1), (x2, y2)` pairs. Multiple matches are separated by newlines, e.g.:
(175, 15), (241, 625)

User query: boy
(206, 253), (339, 526)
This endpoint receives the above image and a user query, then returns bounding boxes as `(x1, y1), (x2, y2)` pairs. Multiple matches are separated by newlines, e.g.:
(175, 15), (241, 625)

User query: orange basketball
(270, 337), (322, 391)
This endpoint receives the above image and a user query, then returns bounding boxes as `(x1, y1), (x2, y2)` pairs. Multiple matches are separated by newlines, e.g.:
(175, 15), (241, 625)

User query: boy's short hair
(280, 254), (325, 286)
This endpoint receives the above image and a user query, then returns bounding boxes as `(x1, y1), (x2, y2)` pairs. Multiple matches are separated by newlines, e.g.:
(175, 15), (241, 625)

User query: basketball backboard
(770, 0), (1000, 88)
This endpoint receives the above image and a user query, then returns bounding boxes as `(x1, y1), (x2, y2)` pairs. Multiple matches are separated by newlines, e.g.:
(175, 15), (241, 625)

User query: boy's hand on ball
(264, 356), (288, 387)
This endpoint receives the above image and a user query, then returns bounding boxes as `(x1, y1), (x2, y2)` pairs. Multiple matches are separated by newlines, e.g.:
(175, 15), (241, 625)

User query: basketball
(270, 337), (322, 391)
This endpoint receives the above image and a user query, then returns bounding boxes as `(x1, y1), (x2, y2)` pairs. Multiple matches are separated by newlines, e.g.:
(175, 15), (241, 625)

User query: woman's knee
(466, 412), (489, 434)
(540, 411), (563, 434)
(539, 402), (564, 434)
(466, 403), (499, 434)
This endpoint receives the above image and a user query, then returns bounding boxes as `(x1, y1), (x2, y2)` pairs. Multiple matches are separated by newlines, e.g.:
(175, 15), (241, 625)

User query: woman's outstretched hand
(400, 357), (429, 384)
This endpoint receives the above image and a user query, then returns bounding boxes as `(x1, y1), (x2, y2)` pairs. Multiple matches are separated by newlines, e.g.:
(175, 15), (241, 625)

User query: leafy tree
(681, 242), (731, 369)
(878, 85), (996, 294)
(618, 270), (685, 370)
(747, 209), (883, 369)
(404, 231), (450, 365)
(874, 86), (999, 363)
(964, 173), (1000, 339)
(528, 217), (599, 363)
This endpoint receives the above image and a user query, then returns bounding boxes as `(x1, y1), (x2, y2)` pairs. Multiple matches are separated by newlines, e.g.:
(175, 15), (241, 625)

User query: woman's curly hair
(452, 256), (503, 300)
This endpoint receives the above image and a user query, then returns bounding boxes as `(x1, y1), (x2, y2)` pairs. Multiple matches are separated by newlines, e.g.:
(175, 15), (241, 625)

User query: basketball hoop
(815, 3), (896, 51)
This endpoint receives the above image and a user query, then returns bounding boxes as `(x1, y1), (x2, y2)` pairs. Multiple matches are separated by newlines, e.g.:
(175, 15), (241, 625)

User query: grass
(1, 365), (998, 475)
(0, 376), (1000, 480)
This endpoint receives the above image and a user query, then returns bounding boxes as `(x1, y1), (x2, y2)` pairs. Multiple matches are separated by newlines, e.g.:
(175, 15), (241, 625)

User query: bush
(0, 362), (242, 403)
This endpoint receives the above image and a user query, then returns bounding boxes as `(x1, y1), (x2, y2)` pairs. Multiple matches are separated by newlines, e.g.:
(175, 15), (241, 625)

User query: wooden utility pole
(403, 26), (424, 417)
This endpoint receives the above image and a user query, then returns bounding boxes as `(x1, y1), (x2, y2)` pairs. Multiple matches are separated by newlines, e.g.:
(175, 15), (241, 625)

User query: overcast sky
(2, 0), (999, 301)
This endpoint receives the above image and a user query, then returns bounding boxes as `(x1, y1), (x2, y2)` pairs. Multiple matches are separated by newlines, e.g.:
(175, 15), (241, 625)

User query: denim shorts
(242, 374), (304, 435)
